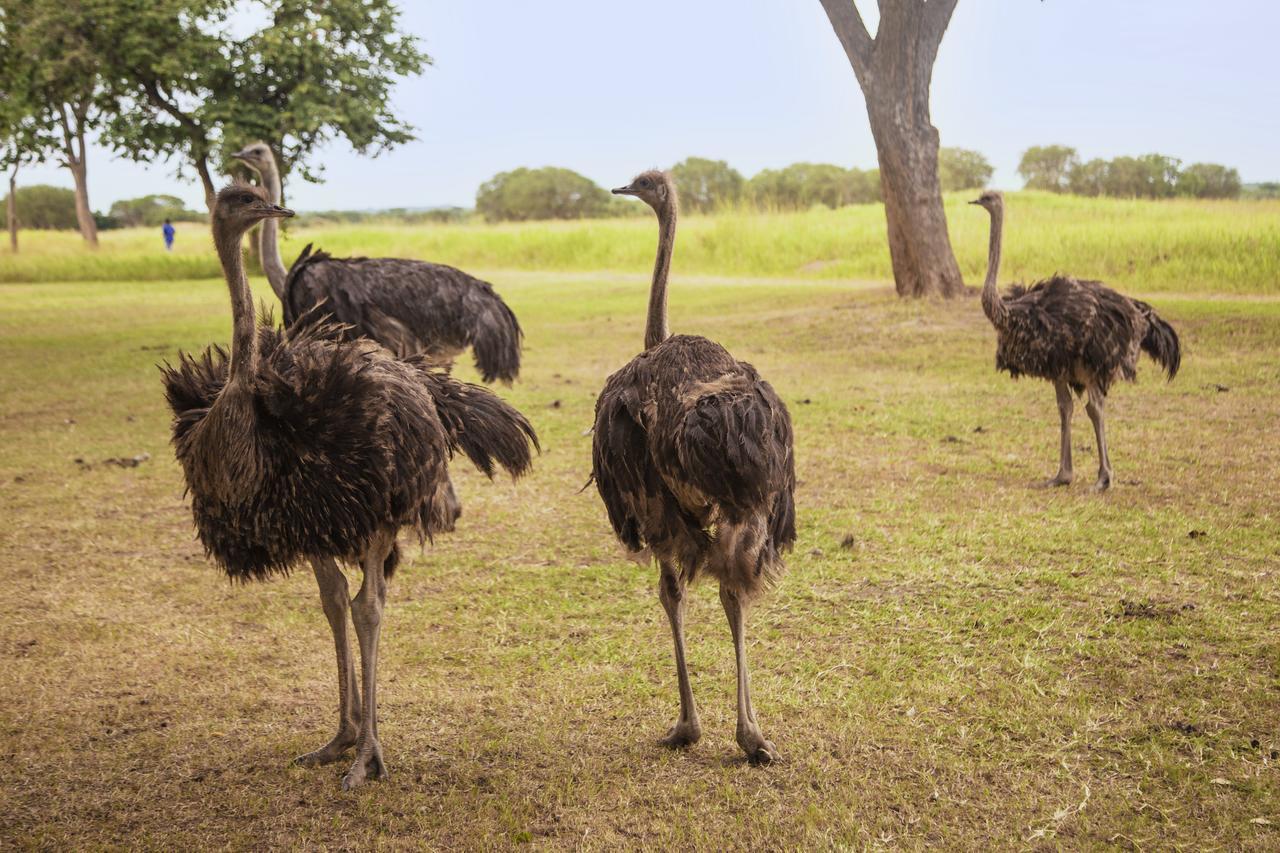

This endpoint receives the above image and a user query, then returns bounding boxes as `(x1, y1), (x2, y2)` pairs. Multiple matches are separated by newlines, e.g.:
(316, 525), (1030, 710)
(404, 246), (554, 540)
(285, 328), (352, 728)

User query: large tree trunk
(7, 161), (17, 253)
(819, 0), (964, 298)
(67, 158), (98, 247)
(59, 104), (98, 248)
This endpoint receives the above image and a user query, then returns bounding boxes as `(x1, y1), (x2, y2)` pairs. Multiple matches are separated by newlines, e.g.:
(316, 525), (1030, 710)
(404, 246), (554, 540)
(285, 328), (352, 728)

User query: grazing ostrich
(971, 190), (1180, 491)
(161, 183), (537, 790)
(592, 171), (796, 764)
(230, 143), (523, 383)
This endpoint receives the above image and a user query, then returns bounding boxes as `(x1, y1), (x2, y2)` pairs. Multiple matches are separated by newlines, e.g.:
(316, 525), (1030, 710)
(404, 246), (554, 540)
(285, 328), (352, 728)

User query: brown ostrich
(592, 171), (796, 764)
(161, 183), (537, 789)
(971, 190), (1180, 491)
(231, 143), (522, 383)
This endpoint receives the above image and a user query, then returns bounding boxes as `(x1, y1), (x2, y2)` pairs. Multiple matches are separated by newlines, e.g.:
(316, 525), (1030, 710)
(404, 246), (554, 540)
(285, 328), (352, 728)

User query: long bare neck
(981, 203), (1008, 328)
(645, 201), (676, 350)
(257, 157), (288, 300)
(215, 227), (258, 383)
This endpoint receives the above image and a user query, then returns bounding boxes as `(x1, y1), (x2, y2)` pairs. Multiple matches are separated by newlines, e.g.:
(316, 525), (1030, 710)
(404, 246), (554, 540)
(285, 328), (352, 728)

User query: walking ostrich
(161, 183), (537, 790)
(971, 190), (1180, 491)
(592, 171), (796, 764)
(230, 143), (523, 383)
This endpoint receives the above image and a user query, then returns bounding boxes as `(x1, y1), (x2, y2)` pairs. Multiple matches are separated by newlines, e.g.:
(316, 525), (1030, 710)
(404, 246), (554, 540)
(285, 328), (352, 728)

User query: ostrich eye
(240, 194), (255, 204)
(638, 179), (650, 188)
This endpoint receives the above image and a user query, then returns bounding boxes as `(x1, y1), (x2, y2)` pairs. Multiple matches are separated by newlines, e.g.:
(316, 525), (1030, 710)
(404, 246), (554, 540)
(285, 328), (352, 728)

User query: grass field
(1, 207), (1279, 847)
(3, 191), (1279, 294)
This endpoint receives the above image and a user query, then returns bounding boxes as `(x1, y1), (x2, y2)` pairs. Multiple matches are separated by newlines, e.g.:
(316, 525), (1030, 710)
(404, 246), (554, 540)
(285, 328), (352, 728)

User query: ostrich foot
(1090, 475), (1112, 493)
(737, 726), (780, 766)
(1034, 472), (1073, 489)
(658, 719), (702, 749)
(293, 726), (359, 767)
(340, 740), (388, 790)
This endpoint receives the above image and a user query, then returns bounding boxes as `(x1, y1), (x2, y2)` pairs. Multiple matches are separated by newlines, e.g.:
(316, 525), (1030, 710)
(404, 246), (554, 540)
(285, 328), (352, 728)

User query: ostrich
(161, 183), (538, 790)
(230, 143), (523, 383)
(592, 171), (796, 764)
(971, 190), (1180, 491)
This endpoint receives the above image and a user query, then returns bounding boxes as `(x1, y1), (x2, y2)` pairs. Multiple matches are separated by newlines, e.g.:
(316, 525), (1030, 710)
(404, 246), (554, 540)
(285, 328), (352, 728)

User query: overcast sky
(17, 0), (1280, 212)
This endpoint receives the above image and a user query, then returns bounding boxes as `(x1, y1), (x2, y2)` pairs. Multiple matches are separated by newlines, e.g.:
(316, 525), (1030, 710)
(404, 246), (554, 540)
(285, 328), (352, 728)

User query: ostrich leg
(343, 530), (393, 790)
(1038, 380), (1075, 488)
(720, 585), (779, 765)
(294, 556), (361, 767)
(657, 560), (701, 747)
(1085, 385), (1113, 491)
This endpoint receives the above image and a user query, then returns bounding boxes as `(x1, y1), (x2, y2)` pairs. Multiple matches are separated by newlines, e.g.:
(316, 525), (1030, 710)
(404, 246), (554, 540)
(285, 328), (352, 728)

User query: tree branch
(923, 0), (959, 46)
(819, 0), (874, 80)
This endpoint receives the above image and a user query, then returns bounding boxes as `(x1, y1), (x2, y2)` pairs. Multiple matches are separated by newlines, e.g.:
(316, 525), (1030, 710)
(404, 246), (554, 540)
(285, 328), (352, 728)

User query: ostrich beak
(612, 185), (637, 196)
(230, 150), (248, 162)
(269, 204), (294, 218)
(968, 199), (981, 205)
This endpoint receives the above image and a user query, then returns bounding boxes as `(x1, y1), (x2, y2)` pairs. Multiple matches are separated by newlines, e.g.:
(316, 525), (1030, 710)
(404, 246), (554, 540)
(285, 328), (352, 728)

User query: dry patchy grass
(0, 270), (1278, 848)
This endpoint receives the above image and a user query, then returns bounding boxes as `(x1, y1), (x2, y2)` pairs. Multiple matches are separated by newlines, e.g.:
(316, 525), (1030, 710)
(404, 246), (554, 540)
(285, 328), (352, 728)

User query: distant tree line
(1018, 145), (1242, 199)
(474, 150), (996, 223)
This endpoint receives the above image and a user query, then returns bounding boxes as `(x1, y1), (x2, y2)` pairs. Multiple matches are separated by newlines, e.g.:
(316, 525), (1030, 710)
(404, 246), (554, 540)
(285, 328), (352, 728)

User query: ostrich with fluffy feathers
(161, 183), (538, 789)
(971, 190), (1180, 491)
(592, 170), (796, 764)
(231, 142), (523, 383)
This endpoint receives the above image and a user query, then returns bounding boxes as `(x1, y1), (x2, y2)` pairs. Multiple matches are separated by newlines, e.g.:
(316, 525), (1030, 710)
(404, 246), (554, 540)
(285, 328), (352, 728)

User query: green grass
(4, 191), (1279, 293)
(1, 254), (1278, 847)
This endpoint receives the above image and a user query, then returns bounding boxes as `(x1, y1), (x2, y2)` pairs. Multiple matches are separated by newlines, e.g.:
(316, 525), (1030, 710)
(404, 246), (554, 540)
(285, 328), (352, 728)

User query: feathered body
(992, 275), (1181, 394)
(161, 183), (537, 789)
(162, 322), (534, 582)
(282, 245), (522, 382)
(972, 190), (1180, 490)
(593, 334), (795, 595)
(590, 170), (793, 764)
(231, 142), (522, 383)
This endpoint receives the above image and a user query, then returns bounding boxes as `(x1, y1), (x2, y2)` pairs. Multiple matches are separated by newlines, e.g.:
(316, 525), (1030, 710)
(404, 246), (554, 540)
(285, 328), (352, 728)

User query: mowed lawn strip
(0, 271), (1277, 848)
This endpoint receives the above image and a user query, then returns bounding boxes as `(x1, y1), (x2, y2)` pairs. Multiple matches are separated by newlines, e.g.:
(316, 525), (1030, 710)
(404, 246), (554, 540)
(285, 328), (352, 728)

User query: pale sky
(18, 0), (1280, 212)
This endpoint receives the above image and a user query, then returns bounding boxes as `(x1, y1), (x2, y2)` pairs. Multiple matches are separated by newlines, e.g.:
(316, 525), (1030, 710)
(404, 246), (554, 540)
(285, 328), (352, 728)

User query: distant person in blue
(162, 219), (175, 251)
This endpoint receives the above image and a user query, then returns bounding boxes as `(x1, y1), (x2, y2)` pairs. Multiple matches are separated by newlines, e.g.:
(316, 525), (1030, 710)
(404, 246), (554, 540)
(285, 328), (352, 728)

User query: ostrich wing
(282, 247), (523, 383)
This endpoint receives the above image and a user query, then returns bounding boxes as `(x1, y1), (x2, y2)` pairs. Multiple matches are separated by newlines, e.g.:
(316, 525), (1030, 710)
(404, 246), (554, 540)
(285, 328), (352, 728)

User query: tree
(476, 167), (612, 222)
(1, 185), (79, 229)
(1067, 158), (1108, 197)
(0, 0), (111, 246)
(819, 0), (964, 298)
(938, 147), (993, 191)
(747, 162), (880, 209)
(669, 157), (744, 213)
(1017, 145), (1078, 192)
(94, 1), (430, 211)
(109, 194), (205, 228)
(0, 12), (42, 252)
(1103, 154), (1179, 199)
(1178, 163), (1241, 199)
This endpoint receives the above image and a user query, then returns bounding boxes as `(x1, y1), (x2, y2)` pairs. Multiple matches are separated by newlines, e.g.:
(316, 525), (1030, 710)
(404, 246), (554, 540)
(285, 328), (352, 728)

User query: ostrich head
(230, 141), (274, 177)
(613, 170), (676, 212)
(969, 189), (1004, 211)
(212, 183), (293, 238)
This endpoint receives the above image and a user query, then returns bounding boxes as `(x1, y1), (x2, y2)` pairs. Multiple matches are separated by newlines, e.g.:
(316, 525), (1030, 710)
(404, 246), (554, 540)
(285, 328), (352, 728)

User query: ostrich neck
(215, 227), (258, 383)
(981, 206), (1008, 328)
(645, 202), (676, 350)
(257, 161), (288, 300)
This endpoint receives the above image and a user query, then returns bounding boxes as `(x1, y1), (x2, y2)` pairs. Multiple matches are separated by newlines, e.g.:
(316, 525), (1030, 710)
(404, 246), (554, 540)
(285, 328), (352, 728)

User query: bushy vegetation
(669, 157), (744, 213)
(938, 147), (993, 191)
(1020, 145), (1242, 199)
(107, 194), (205, 228)
(475, 166), (618, 222)
(5, 192), (1277, 295)
(0, 184), (78, 229)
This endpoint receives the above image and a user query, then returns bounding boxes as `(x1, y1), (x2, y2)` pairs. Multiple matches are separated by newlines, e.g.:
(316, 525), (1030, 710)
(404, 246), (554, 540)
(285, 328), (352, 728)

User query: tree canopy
(109, 194), (206, 228)
(0, 185), (79, 229)
(938, 147), (993, 192)
(1018, 145), (1079, 192)
(747, 163), (880, 209)
(669, 157), (745, 213)
(476, 167), (613, 222)
(90, 0), (431, 208)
